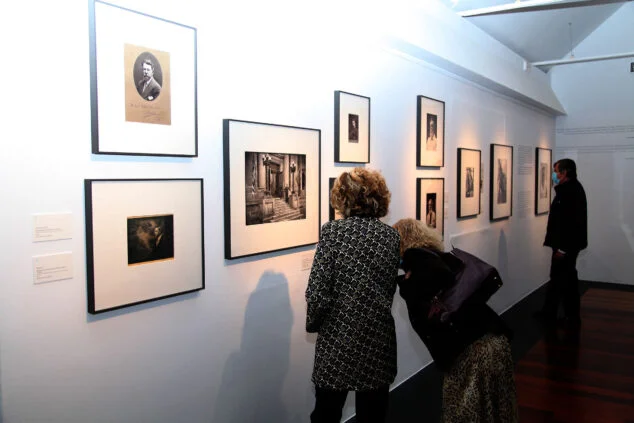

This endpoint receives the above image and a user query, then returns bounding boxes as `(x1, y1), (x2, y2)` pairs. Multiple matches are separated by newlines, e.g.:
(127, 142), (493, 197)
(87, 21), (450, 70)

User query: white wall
(551, 3), (634, 285)
(0, 1), (555, 422)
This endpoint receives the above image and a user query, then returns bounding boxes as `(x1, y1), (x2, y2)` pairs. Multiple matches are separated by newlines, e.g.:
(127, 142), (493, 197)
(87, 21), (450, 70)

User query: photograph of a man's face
(127, 215), (174, 265)
(466, 167), (475, 198)
(426, 193), (437, 228)
(348, 114), (359, 143)
(426, 113), (438, 151)
(133, 52), (163, 101)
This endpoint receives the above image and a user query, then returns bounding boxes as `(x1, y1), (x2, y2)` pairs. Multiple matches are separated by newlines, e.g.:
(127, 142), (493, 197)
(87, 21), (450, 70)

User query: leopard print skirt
(442, 334), (518, 423)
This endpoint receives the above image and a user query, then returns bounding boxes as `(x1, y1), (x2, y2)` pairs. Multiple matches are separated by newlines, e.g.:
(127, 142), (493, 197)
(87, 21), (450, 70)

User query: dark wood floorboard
(516, 288), (634, 423)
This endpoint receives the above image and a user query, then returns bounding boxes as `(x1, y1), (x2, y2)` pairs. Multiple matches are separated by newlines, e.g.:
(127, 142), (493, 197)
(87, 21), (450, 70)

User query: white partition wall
(0, 1), (559, 422)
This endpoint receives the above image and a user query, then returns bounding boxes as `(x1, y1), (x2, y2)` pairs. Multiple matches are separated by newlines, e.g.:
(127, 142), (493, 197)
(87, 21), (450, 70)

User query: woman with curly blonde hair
(393, 218), (517, 423)
(306, 168), (400, 423)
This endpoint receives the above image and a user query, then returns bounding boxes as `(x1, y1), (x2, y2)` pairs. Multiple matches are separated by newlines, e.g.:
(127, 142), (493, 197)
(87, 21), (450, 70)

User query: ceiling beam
(530, 51), (634, 67)
(459, 0), (630, 17)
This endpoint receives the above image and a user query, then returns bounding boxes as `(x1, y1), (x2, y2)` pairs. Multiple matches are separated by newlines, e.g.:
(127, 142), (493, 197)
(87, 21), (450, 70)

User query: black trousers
(310, 385), (389, 423)
(542, 250), (581, 320)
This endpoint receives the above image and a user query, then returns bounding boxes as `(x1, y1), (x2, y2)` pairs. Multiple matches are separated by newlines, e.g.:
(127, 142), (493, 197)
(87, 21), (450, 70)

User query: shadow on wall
(497, 229), (509, 284)
(212, 271), (294, 423)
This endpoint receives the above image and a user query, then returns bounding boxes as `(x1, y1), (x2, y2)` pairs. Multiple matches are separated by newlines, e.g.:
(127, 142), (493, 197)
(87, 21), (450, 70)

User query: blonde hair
(392, 218), (444, 257)
(330, 168), (391, 218)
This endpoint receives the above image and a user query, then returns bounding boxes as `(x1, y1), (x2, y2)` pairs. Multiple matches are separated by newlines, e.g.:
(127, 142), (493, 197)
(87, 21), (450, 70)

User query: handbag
(425, 247), (503, 322)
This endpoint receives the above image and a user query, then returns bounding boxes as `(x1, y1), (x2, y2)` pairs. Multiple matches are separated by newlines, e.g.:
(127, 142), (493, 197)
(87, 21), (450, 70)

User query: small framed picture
(89, 0), (197, 156)
(334, 91), (370, 163)
(224, 119), (321, 259)
(85, 179), (204, 314)
(535, 147), (552, 215)
(417, 178), (444, 238)
(490, 144), (513, 221)
(417, 95), (445, 167)
(457, 148), (481, 218)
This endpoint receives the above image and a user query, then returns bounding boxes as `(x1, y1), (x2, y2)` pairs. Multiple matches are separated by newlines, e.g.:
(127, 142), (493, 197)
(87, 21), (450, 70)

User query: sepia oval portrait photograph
(133, 52), (163, 101)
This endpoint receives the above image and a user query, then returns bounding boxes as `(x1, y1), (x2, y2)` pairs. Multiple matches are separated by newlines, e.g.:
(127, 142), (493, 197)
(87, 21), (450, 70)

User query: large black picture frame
(224, 119), (321, 259)
(85, 178), (205, 314)
(416, 177), (445, 238)
(535, 147), (552, 215)
(416, 95), (445, 168)
(457, 148), (481, 218)
(89, 0), (198, 156)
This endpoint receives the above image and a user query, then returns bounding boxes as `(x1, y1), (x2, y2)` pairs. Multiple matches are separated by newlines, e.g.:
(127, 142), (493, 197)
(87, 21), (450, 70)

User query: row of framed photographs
(89, 2), (444, 166)
(85, 122), (551, 314)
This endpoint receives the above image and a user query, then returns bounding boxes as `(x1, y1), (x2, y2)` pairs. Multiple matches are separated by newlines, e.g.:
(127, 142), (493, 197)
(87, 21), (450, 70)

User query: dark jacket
(306, 216), (401, 390)
(398, 248), (511, 371)
(544, 178), (588, 253)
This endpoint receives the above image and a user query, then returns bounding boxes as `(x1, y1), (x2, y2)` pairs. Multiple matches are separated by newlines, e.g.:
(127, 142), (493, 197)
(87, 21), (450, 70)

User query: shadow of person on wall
(212, 271), (294, 423)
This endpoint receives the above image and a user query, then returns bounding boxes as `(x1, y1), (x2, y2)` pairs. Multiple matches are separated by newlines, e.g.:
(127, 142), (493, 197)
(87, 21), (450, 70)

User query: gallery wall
(1, 1), (556, 422)
(551, 2), (634, 285)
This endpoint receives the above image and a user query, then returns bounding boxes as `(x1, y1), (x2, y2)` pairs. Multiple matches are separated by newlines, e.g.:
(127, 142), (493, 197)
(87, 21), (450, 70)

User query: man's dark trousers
(542, 250), (581, 321)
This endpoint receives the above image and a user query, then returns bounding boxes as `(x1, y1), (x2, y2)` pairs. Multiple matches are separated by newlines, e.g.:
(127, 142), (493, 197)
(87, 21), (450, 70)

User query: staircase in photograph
(264, 197), (305, 223)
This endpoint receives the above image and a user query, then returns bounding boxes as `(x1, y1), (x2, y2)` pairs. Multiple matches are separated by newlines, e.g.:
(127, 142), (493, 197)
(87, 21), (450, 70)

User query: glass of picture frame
(457, 148), (481, 218)
(417, 178), (444, 238)
(490, 144), (513, 221)
(89, 0), (198, 156)
(84, 178), (205, 314)
(223, 119), (321, 259)
(417, 95), (445, 167)
(334, 91), (370, 163)
(535, 147), (552, 215)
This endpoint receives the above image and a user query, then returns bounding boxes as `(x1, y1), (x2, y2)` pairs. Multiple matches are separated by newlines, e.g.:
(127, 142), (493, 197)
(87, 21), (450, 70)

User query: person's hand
(554, 250), (566, 260)
(404, 271), (412, 280)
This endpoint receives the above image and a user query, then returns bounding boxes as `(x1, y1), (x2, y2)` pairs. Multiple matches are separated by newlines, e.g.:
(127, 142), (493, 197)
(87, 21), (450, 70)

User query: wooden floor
(516, 288), (634, 423)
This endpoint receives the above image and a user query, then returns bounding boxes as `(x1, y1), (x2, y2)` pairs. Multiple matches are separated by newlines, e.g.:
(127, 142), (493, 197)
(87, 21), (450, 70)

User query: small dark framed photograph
(224, 119), (321, 259)
(334, 91), (370, 163)
(417, 95), (445, 167)
(535, 147), (552, 215)
(85, 179), (204, 314)
(490, 144), (513, 221)
(89, 0), (197, 156)
(457, 148), (481, 218)
(416, 178), (444, 238)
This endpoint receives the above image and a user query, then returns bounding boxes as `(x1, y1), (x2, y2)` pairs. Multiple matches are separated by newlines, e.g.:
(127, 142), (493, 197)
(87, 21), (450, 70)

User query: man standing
(536, 158), (588, 327)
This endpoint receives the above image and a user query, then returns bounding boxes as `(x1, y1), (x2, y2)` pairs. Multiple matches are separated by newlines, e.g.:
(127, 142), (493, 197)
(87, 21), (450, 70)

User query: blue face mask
(552, 172), (560, 185)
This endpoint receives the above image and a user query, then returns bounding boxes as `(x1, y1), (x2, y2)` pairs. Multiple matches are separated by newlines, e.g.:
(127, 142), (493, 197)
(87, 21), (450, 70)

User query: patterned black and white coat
(305, 216), (401, 391)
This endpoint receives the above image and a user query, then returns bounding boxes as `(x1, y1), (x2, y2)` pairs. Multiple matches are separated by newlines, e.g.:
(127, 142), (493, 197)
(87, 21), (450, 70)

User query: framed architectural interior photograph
(223, 119), (321, 259)
(334, 91), (370, 163)
(84, 178), (204, 314)
(457, 148), (481, 218)
(490, 144), (513, 221)
(417, 178), (444, 238)
(535, 147), (552, 215)
(417, 95), (445, 167)
(89, 0), (197, 156)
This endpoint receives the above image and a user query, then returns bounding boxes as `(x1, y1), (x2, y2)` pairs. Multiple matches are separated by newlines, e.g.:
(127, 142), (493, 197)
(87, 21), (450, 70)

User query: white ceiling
(438, 0), (626, 64)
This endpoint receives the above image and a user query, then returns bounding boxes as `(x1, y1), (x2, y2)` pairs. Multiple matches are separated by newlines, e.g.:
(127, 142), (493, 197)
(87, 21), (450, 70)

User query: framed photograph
(417, 95), (445, 167)
(224, 119), (321, 259)
(334, 91), (370, 163)
(535, 147), (552, 215)
(457, 148), (481, 218)
(85, 179), (204, 314)
(417, 178), (444, 238)
(490, 144), (513, 221)
(89, 0), (197, 156)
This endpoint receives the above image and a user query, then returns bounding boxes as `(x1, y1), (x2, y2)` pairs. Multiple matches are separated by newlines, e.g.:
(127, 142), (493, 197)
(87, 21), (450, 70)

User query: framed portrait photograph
(224, 119), (321, 259)
(417, 178), (445, 238)
(334, 91), (370, 163)
(85, 179), (204, 314)
(457, 148), (481, 218)
(417, 95), (445, 167)
(490, 144), (513, 221)
(89, 0), (197, 156)
(535, 147), (552, 215)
